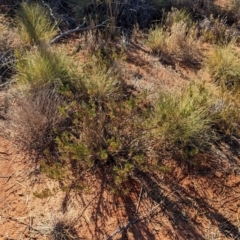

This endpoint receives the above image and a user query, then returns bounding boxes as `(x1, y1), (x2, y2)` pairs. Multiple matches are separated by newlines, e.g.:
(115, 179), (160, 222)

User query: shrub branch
(50, 19), (111, 44)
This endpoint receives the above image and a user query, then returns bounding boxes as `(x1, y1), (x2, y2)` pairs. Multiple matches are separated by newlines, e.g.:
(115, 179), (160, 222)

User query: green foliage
(15, 2), (57, 46)
(15, 48), (76, 89)
(150, 82), (216, 157)
(40, 159), (65, 180)
(54, 92), (151, 191)
(206, 41), (240, 90)
(33, 188), (52, 198)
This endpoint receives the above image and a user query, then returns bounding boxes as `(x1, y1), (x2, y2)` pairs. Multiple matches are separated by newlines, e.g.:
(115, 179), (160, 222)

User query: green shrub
(15, 2), (57, 46)
(150, 82), (216, 158)
(55, 96), (151, 192)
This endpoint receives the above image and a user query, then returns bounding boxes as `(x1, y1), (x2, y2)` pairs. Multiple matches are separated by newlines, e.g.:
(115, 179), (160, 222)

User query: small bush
(0, 85), (65, 154)
(0, 15), (20, 52)
(199, 15), (237, 44)
(206, 41), (240, 90)
(50, 221), (79, 240)
(213, 93), (240, 137)
(147, 19), (201, 67)
(150, 82), (216, 158)
(55, 95), (151, 191)
(64, 0), (156, 30)
(15, 2), (57, 46)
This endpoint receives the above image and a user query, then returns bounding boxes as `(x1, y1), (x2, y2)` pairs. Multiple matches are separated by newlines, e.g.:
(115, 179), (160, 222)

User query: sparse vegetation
(147, 8), (201, 67)
(0, 1), (240, 239)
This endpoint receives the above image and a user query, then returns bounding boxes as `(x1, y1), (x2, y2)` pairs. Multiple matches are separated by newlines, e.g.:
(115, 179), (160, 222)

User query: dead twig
(0, 171), (15, 183)
(50, 19), (111, 44)
(136, 186), (143, 214)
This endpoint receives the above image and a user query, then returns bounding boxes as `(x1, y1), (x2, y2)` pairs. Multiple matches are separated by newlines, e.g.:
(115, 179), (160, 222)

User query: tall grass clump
(206, 40), (240, 90)
(15, 2), (57, 46)
(15, 48), (76, 89)
(150, 82), (216, 159)
(199, 16), (237, 44)
(147, 8), (201, 67)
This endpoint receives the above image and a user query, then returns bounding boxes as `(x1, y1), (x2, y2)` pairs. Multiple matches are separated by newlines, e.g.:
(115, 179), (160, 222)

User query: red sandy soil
(1, 135), (240, 239)
(0, 46), (240, 239)
(1, 1), (240, 238)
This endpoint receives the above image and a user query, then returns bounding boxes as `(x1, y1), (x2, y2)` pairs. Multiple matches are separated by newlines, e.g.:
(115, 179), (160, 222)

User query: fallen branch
(136, 186), (143, 214)
(50, 19), (111, 44)
(0, 171), (15, 183)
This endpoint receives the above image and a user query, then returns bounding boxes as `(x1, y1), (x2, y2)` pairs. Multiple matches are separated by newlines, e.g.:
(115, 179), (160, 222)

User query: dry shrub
(199, 15), (238, 44)
(0, 86), (65, 155)
(0, 15), (20, 84)
(0, 15), (20, 52)
(147, 8), (202, 67)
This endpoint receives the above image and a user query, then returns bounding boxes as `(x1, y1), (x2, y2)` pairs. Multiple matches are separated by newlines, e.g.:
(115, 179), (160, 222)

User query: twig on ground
(136, 186), (143, 214)
(2, 216), (42, 233)
(0, 171), (15, 183)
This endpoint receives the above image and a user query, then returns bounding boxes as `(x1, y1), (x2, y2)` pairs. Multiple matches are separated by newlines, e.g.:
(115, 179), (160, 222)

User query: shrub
(63, 0), (156, 30)
(0, 85), (66, 155)
(55, 92), (151, 192)
(0, 15), (19, 52)
(15, 2), (57, 46)
(206, 41), (240, 90)
(147, 17), (201, 67)
(213, 93), (240, 137)
(50, 221), (79, 240)
(0, 15), (20, 84)
(199, 15), (237, 44)
(150, 82), (216, 159)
